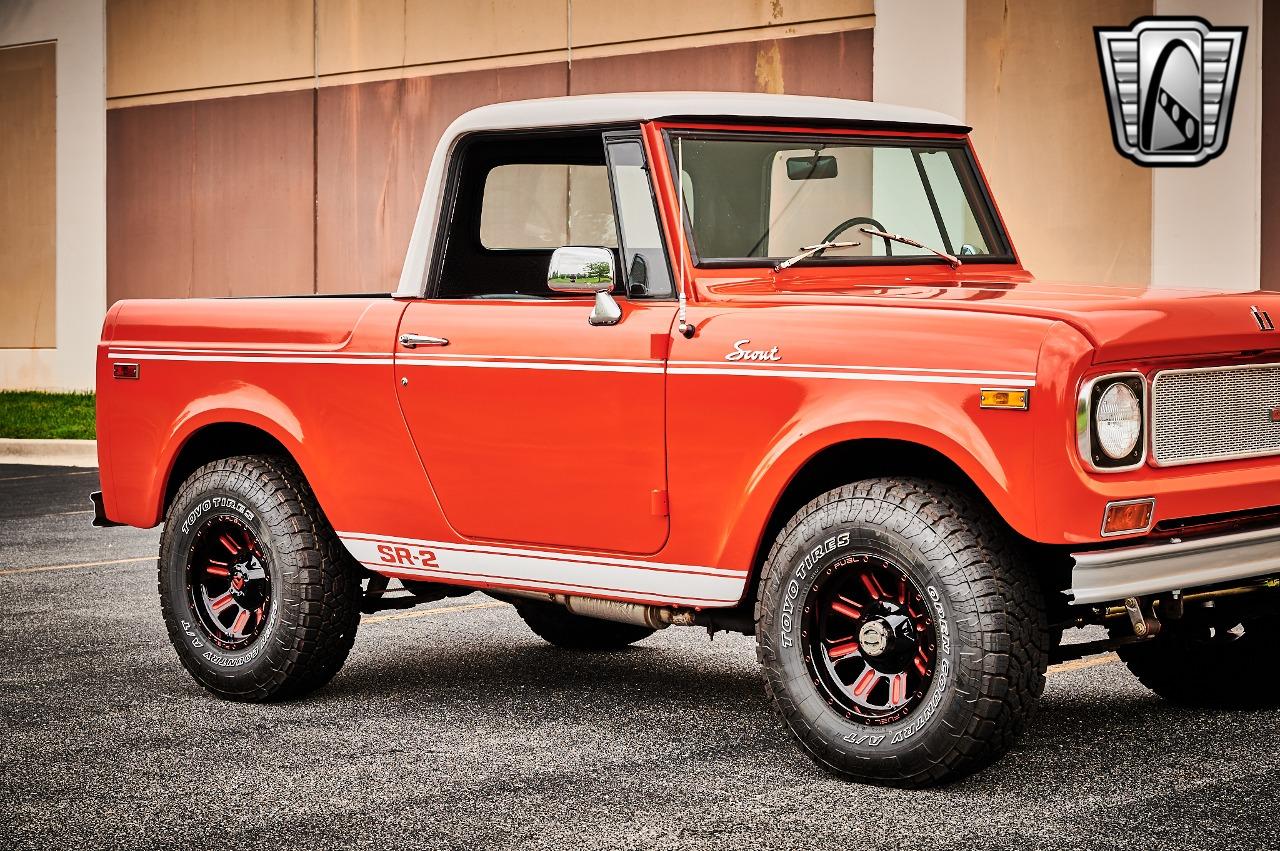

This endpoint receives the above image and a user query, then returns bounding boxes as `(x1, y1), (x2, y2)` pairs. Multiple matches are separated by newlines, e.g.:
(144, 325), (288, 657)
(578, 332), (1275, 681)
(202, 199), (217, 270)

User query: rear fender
(141, 389), (310, 528)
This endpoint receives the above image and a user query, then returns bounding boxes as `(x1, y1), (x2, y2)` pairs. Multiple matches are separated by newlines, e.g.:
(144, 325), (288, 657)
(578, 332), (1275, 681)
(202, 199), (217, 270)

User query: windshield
(668, 133), (1009, 265)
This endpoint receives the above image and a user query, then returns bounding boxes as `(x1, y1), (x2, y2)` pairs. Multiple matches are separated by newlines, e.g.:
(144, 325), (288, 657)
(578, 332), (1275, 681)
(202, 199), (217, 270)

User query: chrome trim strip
(1069, 524), (1280, 605)
(1076, 371), (1148, 473)
(1150, 361), (1280, 467)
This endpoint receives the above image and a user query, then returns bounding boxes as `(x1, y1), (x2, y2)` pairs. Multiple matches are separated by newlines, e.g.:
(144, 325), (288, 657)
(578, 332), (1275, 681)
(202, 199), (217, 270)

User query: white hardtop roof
(396, 92), (967, 297)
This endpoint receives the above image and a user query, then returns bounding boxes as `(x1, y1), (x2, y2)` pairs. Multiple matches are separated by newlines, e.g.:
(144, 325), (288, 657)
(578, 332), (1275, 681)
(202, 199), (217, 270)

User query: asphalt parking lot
(2, 464), (1279, 850)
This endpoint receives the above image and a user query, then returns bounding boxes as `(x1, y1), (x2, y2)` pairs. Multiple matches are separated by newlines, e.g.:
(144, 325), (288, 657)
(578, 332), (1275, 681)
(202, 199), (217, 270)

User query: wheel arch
(731, 431), (1028, 611)
(151, 403), (314, 525)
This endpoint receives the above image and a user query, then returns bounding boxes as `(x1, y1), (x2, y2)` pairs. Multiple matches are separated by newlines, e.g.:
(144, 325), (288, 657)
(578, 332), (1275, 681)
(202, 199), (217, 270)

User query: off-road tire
(1118, 612), (1280, 707)
(515, 600), (655, 650)
(756, 478), (1049, 787)
(159, 455), (361, 701)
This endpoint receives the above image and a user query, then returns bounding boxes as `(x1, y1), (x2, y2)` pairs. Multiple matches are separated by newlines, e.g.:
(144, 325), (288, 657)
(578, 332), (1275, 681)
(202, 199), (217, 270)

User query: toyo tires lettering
(781, 532), (851, 648)
(180, 497), (255, 534)
(927, 585), (951, 655)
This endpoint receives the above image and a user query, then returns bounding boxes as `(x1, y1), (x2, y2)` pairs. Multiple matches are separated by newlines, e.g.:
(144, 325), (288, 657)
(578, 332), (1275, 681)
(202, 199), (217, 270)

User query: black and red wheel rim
(186, 515), (272, 651)
(802, 551), (938, 725)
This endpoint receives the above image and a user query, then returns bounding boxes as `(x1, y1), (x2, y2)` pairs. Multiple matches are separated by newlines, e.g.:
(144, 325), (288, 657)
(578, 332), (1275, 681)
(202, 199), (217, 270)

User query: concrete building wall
(1152, 0), (1263, 291)
(0, 0), (106, 392)
(965, 0), (1154, 286)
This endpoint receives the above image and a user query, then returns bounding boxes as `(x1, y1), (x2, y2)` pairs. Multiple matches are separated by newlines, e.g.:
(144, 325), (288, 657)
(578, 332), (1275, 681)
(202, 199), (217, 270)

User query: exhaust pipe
(498, 589), (697, 629)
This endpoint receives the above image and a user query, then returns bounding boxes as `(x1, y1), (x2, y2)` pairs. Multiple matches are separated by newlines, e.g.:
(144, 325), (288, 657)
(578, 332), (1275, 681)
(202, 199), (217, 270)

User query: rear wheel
(159, 455), (360, 701)
(1118, 611), (1280, 707)
(515, 599), (655, 650)
(756, 478), (1049, 787)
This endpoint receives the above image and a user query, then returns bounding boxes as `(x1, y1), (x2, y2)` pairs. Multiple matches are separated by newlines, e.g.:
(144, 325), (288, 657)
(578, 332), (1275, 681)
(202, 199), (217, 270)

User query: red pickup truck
(95, 92), (1280, 786)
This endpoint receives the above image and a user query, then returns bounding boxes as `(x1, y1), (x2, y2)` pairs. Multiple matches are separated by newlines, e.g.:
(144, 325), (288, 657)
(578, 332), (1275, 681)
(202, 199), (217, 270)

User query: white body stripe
(108, 347), (1034, 386)
(338, 532), (746, 607)
(666, 366), (1035, 387)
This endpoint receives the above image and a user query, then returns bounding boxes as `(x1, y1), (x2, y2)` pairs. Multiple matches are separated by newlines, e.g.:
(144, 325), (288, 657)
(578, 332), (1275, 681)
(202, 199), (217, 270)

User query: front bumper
(1070, 524), (1280, 605)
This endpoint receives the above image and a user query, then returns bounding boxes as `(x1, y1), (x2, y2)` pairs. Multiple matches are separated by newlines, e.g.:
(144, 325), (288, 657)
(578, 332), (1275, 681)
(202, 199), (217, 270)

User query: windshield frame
(659, 127), (1017, 270)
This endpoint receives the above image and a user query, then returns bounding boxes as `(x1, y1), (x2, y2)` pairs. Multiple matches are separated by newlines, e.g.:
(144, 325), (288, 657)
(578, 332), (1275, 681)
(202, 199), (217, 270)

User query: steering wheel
(819, 216), (893, 256)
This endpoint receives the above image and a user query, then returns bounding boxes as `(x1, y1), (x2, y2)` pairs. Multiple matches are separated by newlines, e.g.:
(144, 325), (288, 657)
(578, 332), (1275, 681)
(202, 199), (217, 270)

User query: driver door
(394, 131), (677, 555)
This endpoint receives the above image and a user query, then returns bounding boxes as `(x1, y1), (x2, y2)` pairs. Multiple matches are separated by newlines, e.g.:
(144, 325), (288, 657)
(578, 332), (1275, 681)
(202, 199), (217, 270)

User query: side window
(605, 139), (674, 298)
(479, 164), (617, 250)
(435, 131), (619, 300)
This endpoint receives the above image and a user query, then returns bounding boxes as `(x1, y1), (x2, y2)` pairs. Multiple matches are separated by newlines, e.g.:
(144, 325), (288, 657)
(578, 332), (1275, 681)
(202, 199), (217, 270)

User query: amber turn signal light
(979, 388), (1029, 410)
(1101, 498), (1155, 536)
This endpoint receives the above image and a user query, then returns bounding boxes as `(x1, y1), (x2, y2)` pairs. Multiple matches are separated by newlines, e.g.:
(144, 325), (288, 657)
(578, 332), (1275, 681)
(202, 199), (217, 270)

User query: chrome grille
(1151, 364), (1280, 466)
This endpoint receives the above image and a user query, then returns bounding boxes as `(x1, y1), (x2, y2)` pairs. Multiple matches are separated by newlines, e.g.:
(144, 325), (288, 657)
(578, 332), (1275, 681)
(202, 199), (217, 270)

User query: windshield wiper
(859, 226), (960, 268)
(773, 240), (861, 272)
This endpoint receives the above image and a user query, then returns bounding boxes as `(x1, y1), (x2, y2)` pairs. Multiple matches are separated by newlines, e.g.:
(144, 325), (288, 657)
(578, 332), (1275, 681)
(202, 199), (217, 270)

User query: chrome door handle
(399, 333), (449, 348)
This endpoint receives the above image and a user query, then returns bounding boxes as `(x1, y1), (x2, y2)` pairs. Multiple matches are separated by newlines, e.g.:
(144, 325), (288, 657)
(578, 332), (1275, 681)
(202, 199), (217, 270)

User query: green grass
(0, 391), (97, 440)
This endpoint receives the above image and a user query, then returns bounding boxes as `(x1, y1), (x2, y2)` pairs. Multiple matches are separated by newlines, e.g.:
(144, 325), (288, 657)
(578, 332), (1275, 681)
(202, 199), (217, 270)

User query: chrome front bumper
(1070, 525), (1280, 605)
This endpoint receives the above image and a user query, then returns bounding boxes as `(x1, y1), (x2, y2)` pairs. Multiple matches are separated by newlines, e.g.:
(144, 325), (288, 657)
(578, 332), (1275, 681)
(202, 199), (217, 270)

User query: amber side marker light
(979, 388), (1029, 410)
(1101, 498), (1156, 537)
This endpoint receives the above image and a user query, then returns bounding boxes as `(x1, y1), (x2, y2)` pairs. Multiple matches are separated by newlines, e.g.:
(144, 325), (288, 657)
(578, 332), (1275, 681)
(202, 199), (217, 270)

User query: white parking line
(0, 556), (154, 576)
(362, 601), (508, 624)
(1049, 653), (1119, 675)
(0, 470), (97, 483)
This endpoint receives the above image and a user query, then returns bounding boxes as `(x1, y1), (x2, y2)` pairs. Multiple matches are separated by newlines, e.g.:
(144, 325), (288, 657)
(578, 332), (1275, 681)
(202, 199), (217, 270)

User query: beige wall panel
(571, 0), (871, 49)
(0, 43), (56, 349)
(570, 30), (872, 99)
(316, 0), (406, 76)
(318, 0), (567, 77)
(1264, 0), (1279, 290)
(107, 0), (314, 98)
(967, 0), (1152, 285)
(404, 0), (567, 67)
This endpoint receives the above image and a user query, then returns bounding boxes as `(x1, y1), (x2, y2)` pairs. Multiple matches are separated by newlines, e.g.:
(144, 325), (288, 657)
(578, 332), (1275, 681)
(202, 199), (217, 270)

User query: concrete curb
(0, 438), (98, 468)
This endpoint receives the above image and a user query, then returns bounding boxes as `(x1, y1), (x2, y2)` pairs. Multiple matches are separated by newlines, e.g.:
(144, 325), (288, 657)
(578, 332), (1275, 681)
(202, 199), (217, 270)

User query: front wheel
(756, 478), (1048, 787)
(159, 455), (361, 701)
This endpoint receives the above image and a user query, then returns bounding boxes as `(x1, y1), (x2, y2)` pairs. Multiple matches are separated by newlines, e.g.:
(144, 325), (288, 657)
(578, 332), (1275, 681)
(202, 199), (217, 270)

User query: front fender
(709, 393), (1037, 577)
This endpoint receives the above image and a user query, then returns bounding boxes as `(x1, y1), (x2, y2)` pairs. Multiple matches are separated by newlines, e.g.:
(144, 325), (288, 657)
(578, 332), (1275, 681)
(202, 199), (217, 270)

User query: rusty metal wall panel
(569, 30), (872, 99)
(0, 42), (57, 349)
(192, 91), (315, 297)
(108, 90), (314, 303)
(316, 63), (568, 294)
(570, 0), (872, 49)
(107, 101), (196, 304)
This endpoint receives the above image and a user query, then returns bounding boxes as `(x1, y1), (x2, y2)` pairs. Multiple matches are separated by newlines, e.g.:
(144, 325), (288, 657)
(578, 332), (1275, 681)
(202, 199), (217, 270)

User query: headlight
(1095, 382), (1141, 458)
(1077, 373), (1147, 471)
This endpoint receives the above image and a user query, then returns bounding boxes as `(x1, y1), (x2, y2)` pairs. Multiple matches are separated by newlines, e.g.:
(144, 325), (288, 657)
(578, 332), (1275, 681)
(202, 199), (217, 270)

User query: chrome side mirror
(547, 246), (621, 326)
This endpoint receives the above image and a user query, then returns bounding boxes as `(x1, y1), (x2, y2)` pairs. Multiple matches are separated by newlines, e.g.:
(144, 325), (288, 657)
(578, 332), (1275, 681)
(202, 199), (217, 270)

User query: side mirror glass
(547, 246), (621, 326)
(547, 246), (615, 294)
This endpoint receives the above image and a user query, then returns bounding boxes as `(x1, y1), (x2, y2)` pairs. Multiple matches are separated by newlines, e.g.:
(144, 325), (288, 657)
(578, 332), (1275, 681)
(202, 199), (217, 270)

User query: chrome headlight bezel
(1076, 372), (1148, 472)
